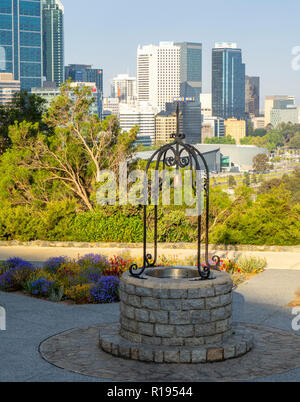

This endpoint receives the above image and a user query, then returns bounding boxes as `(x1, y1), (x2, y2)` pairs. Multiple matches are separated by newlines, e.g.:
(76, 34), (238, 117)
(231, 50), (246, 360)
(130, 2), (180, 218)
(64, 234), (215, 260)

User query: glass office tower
(245, 76), (260, 117)
(212, 43), (245, 120)
(166, 100), (202, 144)
(0, 0), (43, 91)
(42, 0), (64, 87)
(175, 42), (202, 101)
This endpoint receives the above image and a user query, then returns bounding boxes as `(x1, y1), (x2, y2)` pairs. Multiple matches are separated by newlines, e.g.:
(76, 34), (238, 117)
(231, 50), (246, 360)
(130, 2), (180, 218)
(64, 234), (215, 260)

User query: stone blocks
(100, 267), (253, 363)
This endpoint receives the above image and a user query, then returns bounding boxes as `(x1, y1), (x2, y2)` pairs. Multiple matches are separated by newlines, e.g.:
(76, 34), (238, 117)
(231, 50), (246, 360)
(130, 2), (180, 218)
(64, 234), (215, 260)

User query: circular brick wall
(119, 267), (233, 347)
(99, 266), (254, 363)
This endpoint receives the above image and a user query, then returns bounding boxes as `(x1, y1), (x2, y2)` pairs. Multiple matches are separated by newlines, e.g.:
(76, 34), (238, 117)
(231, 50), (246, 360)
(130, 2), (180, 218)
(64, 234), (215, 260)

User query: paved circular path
(40, 322), (300, 382)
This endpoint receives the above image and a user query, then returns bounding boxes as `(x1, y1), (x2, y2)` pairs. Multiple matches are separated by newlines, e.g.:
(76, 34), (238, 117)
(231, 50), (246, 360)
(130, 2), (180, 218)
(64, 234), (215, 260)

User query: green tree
(228, 175), (236, 188)
(252, 128), (267, 137)
(243, 172), (250, 187)
(0, 91), (49, 153)
(0, 82), (138, 211)
(289, 134), (300, 149)
(253, 153), (269, 172)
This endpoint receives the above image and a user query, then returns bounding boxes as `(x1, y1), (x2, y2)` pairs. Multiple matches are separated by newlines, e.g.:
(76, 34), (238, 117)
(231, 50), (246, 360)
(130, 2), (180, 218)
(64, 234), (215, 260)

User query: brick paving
(40, 323), (300, 382)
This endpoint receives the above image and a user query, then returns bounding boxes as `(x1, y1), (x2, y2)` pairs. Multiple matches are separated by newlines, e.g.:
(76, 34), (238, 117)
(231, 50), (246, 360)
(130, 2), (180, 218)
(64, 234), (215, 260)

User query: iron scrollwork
(129, 104), (220, 280)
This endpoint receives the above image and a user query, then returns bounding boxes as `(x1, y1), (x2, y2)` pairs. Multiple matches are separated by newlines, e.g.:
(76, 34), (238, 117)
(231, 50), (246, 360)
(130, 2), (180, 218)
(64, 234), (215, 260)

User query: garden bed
(0, 254), (267, 304)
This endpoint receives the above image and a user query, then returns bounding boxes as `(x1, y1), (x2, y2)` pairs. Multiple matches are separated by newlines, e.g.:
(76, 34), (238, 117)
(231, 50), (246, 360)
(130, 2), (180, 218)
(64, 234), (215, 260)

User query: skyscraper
(175, 42), (202, 101)
(137, 42), (180, 111)
(245, 76), (259, 117)
(166, 99), (202, 144)
(0, 0), (43, 91)
(111, 74), (136, 103)
(119, 102), (159, 146)
(212, 42), (245, 120)
(65, 64), (103, 118)
(42, 0), (64, 87)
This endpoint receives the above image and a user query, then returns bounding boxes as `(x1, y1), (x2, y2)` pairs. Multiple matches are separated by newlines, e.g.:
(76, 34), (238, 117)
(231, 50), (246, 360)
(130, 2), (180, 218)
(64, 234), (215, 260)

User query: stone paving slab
(40, 323), (300, 382)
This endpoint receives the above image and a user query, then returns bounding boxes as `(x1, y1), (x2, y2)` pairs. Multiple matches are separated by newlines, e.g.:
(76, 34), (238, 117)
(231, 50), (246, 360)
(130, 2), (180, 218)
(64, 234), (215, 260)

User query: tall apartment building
(0, 0), (43, 90)
(0, 72), (20, 104)
(245, 76), (259, 117)
(103, 97), (120, 119)
(137, 42), (181, 111)
(137, 41), (202, 112)
(42, 0), (64, 87)
(212, 42), (245, 120)
(111, 74), (136, 103)
(200, 93), (212, 118)
(119, 102), (159, 146)
(264, 96), (296, 127)
(155, 111), (177, 144)
(65, 64), (103, 118)
(175, 42), (202, 100)
(224, 118), (246, 144)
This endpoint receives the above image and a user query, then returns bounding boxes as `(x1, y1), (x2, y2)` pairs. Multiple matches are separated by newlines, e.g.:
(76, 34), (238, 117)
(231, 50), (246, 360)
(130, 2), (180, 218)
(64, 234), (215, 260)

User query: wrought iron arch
(129, 104), (220, 280)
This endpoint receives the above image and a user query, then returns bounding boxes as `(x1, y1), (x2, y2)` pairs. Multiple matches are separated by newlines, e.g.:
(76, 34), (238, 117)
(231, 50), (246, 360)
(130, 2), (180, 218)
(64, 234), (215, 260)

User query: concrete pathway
(1, 269), (300, 381)
(0, 246), (300, 270)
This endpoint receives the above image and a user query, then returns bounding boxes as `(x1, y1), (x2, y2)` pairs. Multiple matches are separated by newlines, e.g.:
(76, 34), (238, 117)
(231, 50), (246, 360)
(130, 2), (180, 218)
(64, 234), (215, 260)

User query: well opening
(145, 266), (199, 279)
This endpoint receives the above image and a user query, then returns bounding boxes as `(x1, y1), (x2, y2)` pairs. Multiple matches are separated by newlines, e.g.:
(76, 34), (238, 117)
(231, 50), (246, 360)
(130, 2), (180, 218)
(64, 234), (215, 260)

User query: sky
(63, 0), (300, 110)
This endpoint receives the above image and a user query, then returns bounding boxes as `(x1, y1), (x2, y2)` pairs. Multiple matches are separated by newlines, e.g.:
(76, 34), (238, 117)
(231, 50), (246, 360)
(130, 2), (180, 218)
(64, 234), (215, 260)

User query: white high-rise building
(200, 93), (212, 118)
(137, 42), (181, 111)
(119, 102), (159, 146)
(111, 74), (137, 103)
(103, 97), (120, 119)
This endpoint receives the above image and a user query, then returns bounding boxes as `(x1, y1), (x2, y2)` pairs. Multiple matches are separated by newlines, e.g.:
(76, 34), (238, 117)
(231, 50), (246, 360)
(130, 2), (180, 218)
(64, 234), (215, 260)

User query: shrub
(235, 255), (267, 274)
(77, 254), (111, 284)
(219, 259), (240, 274)
(0, 257), (33, 274)
(89, 276), (120, 304)
(25, 277), (55, 297)
(49, 285), (64, 302)
(44, 256), (69, 274)
(103, 256), (131, 277)
(65, 284), (92, 304)
(55, 262), (82, 288)
(77, 253), (110, 271)
(0, 258), (35, 291)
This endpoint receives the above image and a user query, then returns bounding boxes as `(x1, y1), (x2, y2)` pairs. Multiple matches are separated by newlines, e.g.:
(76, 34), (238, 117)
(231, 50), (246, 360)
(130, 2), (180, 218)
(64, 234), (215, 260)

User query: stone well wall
(119, 270), (233, 347)
(99, 267), (253, 363)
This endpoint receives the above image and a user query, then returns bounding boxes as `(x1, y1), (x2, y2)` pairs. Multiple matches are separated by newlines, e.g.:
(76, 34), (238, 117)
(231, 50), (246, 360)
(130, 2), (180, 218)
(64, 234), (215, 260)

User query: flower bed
(0, 254), (266, 304)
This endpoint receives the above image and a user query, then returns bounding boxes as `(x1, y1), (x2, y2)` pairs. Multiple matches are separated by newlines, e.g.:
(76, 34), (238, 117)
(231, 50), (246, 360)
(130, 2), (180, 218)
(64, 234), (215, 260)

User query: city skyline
(61, 0), (300, 109)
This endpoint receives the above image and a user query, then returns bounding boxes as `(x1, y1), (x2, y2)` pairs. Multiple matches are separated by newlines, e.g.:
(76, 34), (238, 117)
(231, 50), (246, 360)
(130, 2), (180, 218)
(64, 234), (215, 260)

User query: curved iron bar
(129, 105), (220, 279)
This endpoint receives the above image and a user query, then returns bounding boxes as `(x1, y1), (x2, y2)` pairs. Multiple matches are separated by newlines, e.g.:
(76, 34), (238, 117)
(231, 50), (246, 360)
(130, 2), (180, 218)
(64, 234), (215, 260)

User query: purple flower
(44, 257), (68, 274)
(29, 278), (55, 297)
(0, 258), (35, 291)
(78, 254), (110, 269)
(89, 276), (120, 304)
(0, 258), (34, 274)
